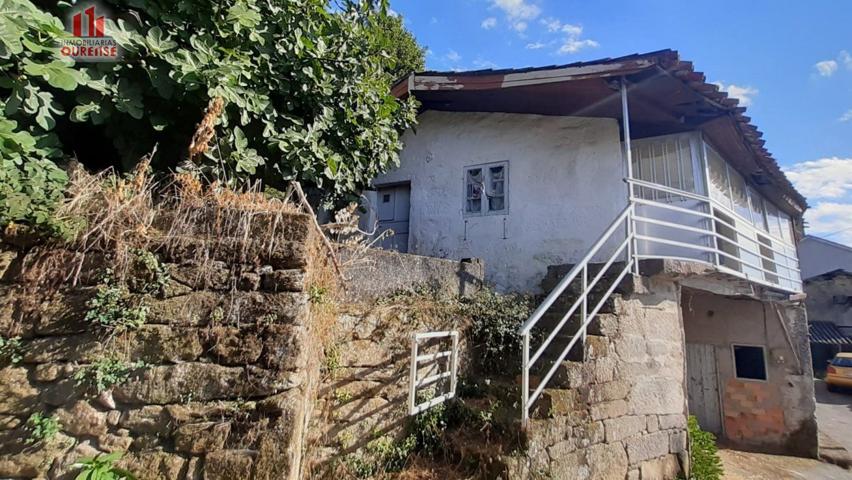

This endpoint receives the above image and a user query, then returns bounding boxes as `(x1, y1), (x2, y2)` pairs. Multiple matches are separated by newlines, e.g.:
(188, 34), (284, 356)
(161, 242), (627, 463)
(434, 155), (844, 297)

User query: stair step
(533, 313), (619, 337)
(540, 261), (635, 296)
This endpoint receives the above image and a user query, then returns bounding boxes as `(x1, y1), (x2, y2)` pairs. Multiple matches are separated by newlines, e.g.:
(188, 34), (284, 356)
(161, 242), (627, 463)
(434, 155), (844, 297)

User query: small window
(382, 194), (391, 203)
(465, 162), (508, 215)
(733, 345), (767, 381)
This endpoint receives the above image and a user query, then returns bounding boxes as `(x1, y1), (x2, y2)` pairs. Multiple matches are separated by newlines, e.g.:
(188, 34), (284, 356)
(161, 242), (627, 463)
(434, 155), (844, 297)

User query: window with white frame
(464, 162), (508, 215)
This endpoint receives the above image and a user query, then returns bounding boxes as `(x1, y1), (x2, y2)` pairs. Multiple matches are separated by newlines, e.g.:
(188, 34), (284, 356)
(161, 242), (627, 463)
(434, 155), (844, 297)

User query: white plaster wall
(373, 111), (627, 292)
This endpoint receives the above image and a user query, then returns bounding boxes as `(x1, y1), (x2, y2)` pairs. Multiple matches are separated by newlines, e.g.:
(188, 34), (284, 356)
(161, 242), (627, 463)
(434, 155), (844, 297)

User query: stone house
(363, 49), (819, 474)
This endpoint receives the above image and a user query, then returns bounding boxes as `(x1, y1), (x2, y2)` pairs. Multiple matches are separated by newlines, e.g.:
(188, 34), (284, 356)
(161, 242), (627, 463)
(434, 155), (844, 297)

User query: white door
(686, 343), (722, 435)
(376, 184), (410, 253)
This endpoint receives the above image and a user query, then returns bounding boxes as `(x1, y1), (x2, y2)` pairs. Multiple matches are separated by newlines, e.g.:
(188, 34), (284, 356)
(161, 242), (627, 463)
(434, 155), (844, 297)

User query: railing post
(450, 331), (459, 398)
(521, 333), (530, 429)
(408, 334), (418, 415)
(708, 207), (721, 267)
(629, 206), (639, 275)
(581, 265), (588, 356)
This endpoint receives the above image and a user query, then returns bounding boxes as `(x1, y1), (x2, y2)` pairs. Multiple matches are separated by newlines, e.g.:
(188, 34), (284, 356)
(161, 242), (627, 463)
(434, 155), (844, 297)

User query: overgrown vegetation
(687, 415), (723, 480)
(460, 289), (534, 375)
(73, 452), (135, 480)
(24, 412), (61, 445)
(85, 270), (148, 332)
(128, 249), (170, 295)
(73, 357), (145, 394)
(1, 0), (425, 232)
(0, 335), (23, 365)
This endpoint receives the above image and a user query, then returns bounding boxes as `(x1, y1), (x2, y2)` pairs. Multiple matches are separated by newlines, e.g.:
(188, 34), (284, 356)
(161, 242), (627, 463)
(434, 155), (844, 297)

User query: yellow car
(827, 352), (852, 392)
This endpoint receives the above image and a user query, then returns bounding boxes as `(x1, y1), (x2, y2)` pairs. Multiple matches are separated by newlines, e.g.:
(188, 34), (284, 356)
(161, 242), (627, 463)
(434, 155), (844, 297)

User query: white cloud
(526, 42), (546, 50)
(840, 109), (852, 122)
(387, 8), (399, 17)
(430, 17), (438, 24)
(445, 50), (461, 63)
(841, 50), (852, 68)
(787, 157), (852, 246)
(481, 17), (497, 29)
(473, 58), (499, 69)
(558, 38), (598, 54)
(561, 23), (583, 36)
(711, 81), (758, 107)
(804, 202), (852, 246)
(785, 157), (852, 199)
(491, 0), (541, 20)
(512, 21), (528, 32)
(540, 17), (561, 32)
(816, 60), (839, 77)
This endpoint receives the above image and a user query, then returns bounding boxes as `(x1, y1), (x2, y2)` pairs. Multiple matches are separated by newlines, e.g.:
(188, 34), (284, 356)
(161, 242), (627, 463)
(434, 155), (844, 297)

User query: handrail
(520, 204), (634, 426)
(518, 204), (634, 336)
(519, 176), (803, 427)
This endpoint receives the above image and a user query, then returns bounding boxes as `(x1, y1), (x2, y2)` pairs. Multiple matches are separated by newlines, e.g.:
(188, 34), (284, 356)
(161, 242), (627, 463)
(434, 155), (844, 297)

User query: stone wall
(0, 213), (326, 480)
(339, 247), (484, 302)
(516, 275), (689, 480)
(305, 295), (467, 477)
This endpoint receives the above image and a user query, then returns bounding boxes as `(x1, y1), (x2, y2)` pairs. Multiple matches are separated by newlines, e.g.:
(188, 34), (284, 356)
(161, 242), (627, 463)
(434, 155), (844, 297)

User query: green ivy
(0, 335), (23, 365)
(24, 412), (61, 445)
(460, 289), (534, 375)
(73, 357), (145, 393)
(85, 270), (148, 332)
(687, 415), (723, 480)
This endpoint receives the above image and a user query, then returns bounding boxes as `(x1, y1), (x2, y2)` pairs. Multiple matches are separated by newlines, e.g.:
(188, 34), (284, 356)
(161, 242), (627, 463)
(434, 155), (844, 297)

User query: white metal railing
(628, 178), (802, 292)
(517, 178), (803, 426)
(408, 331), (459, 415)
(518, 204), (636, 427)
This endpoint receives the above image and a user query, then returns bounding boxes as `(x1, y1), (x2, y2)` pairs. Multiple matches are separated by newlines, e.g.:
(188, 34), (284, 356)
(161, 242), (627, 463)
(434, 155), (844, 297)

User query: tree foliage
(0, 0), (422, 231)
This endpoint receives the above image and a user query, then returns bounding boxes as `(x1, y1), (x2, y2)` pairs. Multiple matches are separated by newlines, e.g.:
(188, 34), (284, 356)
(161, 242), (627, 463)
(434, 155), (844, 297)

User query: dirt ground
(814, 379), (852, 453)
(719, 448), (852, 480)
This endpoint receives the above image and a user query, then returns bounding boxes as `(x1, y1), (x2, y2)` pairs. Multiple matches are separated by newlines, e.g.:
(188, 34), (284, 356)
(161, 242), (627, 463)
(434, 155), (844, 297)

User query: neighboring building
(365, 50), (818, 475)
(799, 235), (852, 279)
(804, 269), (852, 372)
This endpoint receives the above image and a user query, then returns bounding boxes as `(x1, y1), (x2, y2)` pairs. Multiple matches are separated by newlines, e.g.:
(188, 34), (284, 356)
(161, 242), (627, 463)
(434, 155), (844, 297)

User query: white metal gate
(407, 331), (459, 415)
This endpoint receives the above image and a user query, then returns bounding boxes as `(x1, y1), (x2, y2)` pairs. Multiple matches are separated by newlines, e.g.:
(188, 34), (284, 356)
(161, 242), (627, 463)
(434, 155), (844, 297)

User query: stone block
(118, 451), (188, 480)
(54, 401), (108, 437)
(205, 326), (264, 365)
(549, 450), (588, 480)
(22, 334), (104, 363)
(204, 450), (257, 480)
(669, 430), (687, 454)
(146, 292), (220, 326)
(589, 381), (630, 403)
(604, 415), (646, 443)
(41, 377), (82, 407)
(536, 389), (582, 418)
(238, 272), (261, 291)
(573, 421), (605, 448)
(174, 422), (231, 454)
(625, 431), (670, 465)
(113, 363), (300, 405)
(658, 414), (686, 430)
(260, 324), (307, 371)
(587, 442), (628, 480)
(0, 415), (21, 431)
(590, 400), (628, 421)
(120, 406), (168, 434)
(30, 290), (93, 335)
(0, 367), (39, 414)
(33, 363), (67, 382)
(639, 454), (680, 479)
(260, 269), (305, 292)
(98, 430), (133, 451)
(628, 378), (684, 416)
(129, 325), (203, 363)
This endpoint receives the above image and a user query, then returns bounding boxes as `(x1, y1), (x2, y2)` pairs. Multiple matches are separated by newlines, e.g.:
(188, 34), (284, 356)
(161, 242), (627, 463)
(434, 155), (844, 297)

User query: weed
(25, 412), (61, 445)
(73, 357), (145, 393)
(460, 288), (534, 375)
(209, 307), (224, 324)
(323, 344), (341, 378)
(687, 415), (723, 480)
(309, 285), (328, 304)
(73, 451), (135, 480)
(85, 270), (148, 332)
(129, 249), (170, 295)
(334, 389), (353, 403)
(0, 336), (23, 365)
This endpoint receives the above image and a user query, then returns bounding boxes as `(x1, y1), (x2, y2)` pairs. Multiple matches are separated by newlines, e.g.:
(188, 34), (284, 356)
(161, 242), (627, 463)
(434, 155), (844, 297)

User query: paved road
(814, 379), (852, 453)
(720, 448), (852, 480)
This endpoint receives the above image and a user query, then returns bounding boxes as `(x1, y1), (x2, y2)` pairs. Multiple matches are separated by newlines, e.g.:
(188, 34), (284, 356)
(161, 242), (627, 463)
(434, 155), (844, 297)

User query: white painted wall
(372, 111), (627, 292)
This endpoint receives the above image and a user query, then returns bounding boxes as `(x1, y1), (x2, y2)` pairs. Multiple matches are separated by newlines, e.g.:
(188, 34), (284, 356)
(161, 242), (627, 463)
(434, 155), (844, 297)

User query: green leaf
(22, 59), (86, 91)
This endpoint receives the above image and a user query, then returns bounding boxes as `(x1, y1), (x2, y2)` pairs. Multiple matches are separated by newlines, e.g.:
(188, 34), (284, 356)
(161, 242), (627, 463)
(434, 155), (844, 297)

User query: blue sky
(390, 0), (852, 245)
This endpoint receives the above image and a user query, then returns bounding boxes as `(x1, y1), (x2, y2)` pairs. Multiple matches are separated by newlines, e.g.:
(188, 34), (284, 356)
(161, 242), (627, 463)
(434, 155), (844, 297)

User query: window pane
(734, 345), (767, 380)
(488, 165), (506, 212)
(765, 202), (783, 239)
(466, 168), (482, 213)
(778, 211), (793, 243)
(706, 146), (732, 209)
(489, 197), (504, 211)
(729, 169), (751, 221)
(467, 199), (481, 213)
(748, 189), (768, 231)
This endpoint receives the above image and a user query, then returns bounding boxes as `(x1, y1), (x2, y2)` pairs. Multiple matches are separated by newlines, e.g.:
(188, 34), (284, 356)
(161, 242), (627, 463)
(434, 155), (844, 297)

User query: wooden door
(686, 343), (722, 435)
